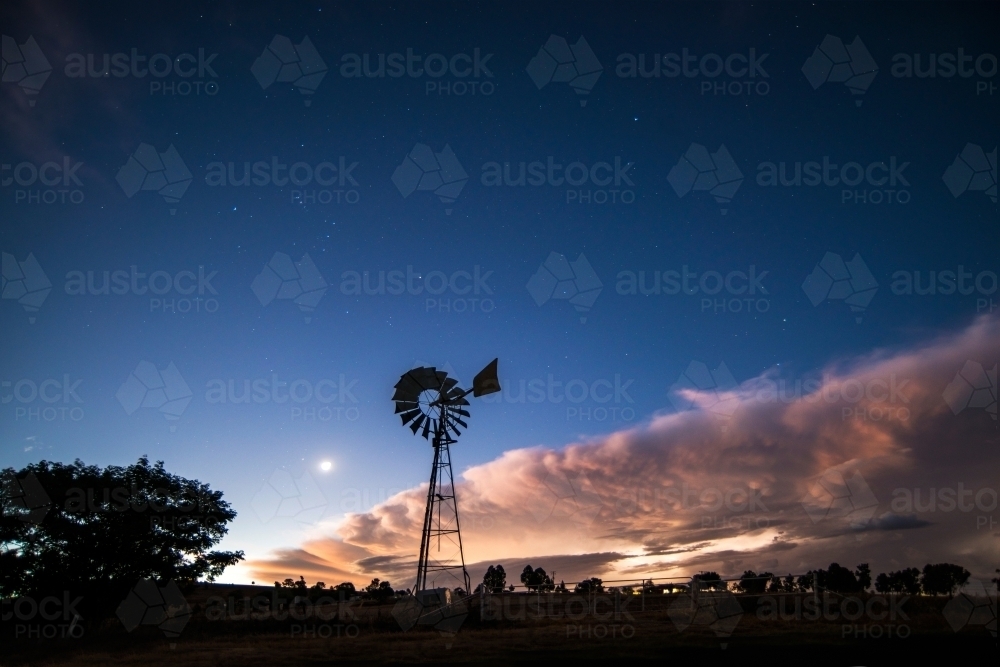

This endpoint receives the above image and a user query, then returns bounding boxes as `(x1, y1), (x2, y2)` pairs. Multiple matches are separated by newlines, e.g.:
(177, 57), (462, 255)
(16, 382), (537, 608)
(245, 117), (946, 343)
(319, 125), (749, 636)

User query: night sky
(2, 1), (997, 589)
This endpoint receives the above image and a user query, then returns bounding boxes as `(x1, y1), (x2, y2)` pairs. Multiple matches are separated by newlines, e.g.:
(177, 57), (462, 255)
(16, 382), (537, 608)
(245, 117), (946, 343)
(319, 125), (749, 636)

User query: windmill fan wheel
(393, 367), (471, 441)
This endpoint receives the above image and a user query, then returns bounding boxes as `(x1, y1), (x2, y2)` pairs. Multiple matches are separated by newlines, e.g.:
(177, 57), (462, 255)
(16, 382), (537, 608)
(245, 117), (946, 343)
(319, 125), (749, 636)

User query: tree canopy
(1, 457), (244, 620)
(482, 564), (506, 593)
(520, 565), (554, 592)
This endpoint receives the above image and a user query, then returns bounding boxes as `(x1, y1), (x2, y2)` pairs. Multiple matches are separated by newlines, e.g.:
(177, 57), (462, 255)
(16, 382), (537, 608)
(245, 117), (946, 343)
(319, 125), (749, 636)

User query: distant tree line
(271, 576), (405, 602)
(734, 562), (970, 596)
(474, 561), (976, 597)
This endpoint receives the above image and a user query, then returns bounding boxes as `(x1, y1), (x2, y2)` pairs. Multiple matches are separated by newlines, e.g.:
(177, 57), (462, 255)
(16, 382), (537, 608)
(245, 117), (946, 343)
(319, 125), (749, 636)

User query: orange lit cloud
(248, 316), (999, 589)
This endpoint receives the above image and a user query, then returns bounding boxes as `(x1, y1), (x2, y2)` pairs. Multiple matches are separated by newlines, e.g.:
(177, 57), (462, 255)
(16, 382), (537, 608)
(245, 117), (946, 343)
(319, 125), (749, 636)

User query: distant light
(320, 461), (333, 472)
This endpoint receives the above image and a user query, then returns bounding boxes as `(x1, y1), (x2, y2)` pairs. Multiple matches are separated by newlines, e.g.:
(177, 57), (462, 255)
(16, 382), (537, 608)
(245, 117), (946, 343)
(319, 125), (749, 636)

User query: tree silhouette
(363, 578), (394, 601)
(735, 570), (773, 594)
(692, 571), (726, 591)
(795, 572), (814, 592)
(520, 565), (554, 592)
(874, 568), (921, 595)
(482, 564), (506, 593)
(920, 563), (970, 596)
(333, 582), (357, 599)
(1, 457), (243, 624)
(574, 577), (604, 593)
(811, 563), (868, 593)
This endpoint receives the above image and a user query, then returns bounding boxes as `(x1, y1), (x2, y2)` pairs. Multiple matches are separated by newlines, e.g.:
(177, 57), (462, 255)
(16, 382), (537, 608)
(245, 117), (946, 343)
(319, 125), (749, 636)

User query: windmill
(393, 359), (501, 597)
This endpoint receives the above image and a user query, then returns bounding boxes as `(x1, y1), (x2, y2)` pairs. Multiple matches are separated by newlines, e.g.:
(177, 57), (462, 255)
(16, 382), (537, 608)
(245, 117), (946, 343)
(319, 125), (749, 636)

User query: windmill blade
(409, 413), (426, 434)
(393, 377), (423, 401)
(452, 408), (470, 418)
(418, 367), (441, 387)
(407, 367), (440, 390)
(394, 401), (418, 414)
(422, 417), (432, 439)
(399, 408), (422, 426)
(441, 376), (458, 392)
(452, 417), (468, 429)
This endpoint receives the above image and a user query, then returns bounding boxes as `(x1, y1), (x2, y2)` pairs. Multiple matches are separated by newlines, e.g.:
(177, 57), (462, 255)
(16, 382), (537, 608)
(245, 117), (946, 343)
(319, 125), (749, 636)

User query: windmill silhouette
(393, 359), (500, 596)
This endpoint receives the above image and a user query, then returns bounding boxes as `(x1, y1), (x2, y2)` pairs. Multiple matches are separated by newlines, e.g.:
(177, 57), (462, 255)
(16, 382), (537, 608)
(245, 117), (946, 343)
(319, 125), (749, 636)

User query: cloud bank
(249, 316), (998, 589)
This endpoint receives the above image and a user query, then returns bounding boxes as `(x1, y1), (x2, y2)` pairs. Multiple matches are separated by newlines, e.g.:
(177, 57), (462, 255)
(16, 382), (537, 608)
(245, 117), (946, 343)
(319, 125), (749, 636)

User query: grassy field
(3, 590), (994, 666)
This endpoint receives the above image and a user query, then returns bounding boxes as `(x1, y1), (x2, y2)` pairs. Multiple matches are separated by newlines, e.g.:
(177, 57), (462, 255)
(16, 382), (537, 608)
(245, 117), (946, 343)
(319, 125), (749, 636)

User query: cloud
(248, 316), (1000, 587)
(858, 512), (932, 532)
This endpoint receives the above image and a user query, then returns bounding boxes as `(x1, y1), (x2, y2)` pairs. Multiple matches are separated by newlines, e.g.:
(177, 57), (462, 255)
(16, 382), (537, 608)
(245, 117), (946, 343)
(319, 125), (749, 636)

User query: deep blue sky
(2, 0), (996, 576)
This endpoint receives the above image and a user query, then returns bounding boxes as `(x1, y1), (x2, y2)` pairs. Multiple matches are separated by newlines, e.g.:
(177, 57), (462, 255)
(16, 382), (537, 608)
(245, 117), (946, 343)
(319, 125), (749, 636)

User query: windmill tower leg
(415, 443), (441, 593)
(413, 427), (470, 597)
